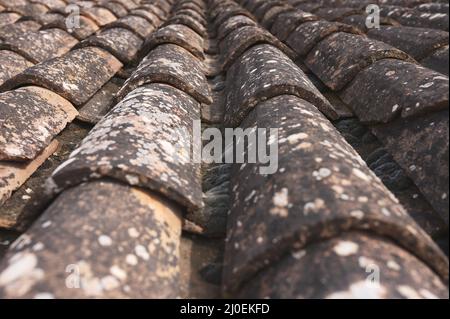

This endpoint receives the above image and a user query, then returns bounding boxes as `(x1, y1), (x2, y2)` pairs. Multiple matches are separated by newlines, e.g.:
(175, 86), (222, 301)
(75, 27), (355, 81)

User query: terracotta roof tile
(1, 46), (122, 106)
(0, 28), (78, 64)
(0, 86), (77, 161)
(49, 83), (203, 211)
(0, 50), (34, 87)
(117, 44), (211, 104)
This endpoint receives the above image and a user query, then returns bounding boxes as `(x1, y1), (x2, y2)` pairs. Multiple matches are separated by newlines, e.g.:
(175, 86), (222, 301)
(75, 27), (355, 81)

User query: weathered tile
(220, 26), (296, 71)
(0, 50), (33, 87)
(214, 6), (255, 29)
(305, 32), (415, 91)
(421, 45), (449, 76)
(1, 47), (122, 106)
(176, 8), (206, 25)
(271, 10), (319, 41)
(222, 94), (449, 294)
(340, 59), (449, 123)
(416, 3), (449, 14)
(105, 15), (156, 39)
(261, 4), (295, 30)
(81, 6), (117, 26)
(368, 26), (449, 61)
(42, 15), (100, 40)
(0, 180), (182, 298)
(113, 0), (139, 11)
(49, 83), (203, 212)
(286, 21), (362, 57)
(142, 24), (205, 60)
(0, 28), (78, 64)
(382, 6), (449, 31)
(31, 0), (66, 10)
(165, 13), (207, 37)
(101, 1), (128, 18)
(224, 44), (337, 127)
(0, 86), (77, 161)
(76, 27), (143, 64)
(315, 7), (363, 21)
(217, 15), (257, 41)
(372, 110), (449, 225)
(0, 140), (59, 206)
(117, 44), (211, 104)
(0, 21), (42, 42)
(140, 4), (167, 21)
(77, 79), (123, 124)
(236, 232), (449, 298)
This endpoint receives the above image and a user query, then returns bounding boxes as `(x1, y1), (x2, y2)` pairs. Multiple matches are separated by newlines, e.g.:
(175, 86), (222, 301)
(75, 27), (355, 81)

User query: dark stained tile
(340, 59), (449, 123)
(305, 32), (415, 91)
(271, 10), (319, 41)
(222, 94), (448, 294)
(77, 78), (123, 124)
(237, 232), (449, 298)
(368, 26), (449, 61)
(224, 44), (337, 127)
(372, 110), (449, 225)
(0, 28), (78, 64)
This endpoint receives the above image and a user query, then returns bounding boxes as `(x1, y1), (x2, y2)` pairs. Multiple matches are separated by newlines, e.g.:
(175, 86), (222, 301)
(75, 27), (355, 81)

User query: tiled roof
(0, 0), (448, 299)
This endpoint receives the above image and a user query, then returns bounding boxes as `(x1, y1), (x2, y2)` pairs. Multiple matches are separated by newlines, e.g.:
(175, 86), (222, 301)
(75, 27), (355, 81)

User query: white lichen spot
(270, 188), (289, 217)
(333, 241), (359, 256)
(350, 210), (364, 219)
(101, 275), (120, 291)
(110, 265), (127, 281)
(98, 235), (113, 247)
(135, 245), (150, 260)
(392, 104), (399, 112)
(387, 260), (401, 271)
(291, 250), (306, 260)
(127, 228), (139, 238)
(287, 133), (308, 144)
(303, 198), (325, 215)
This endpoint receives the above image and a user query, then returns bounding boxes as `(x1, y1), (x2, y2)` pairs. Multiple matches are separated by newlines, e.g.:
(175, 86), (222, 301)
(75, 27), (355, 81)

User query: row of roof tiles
(0, 0), (448, 298)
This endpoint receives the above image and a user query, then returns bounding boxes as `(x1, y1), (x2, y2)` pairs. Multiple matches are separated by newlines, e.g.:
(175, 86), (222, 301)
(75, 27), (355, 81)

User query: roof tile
(0, 86), (77, 161)
(0, 47), (122, 106)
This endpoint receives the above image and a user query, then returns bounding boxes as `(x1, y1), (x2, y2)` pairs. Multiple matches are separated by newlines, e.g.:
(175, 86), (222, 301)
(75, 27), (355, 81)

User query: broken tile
(49, 83), (203, 212)
(0, 47), (122, 106)
(117, 44), (211, 104)
(0, 86), (77, 161)
(224, 44), (337, 127)
(305, 32), (415, 91)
